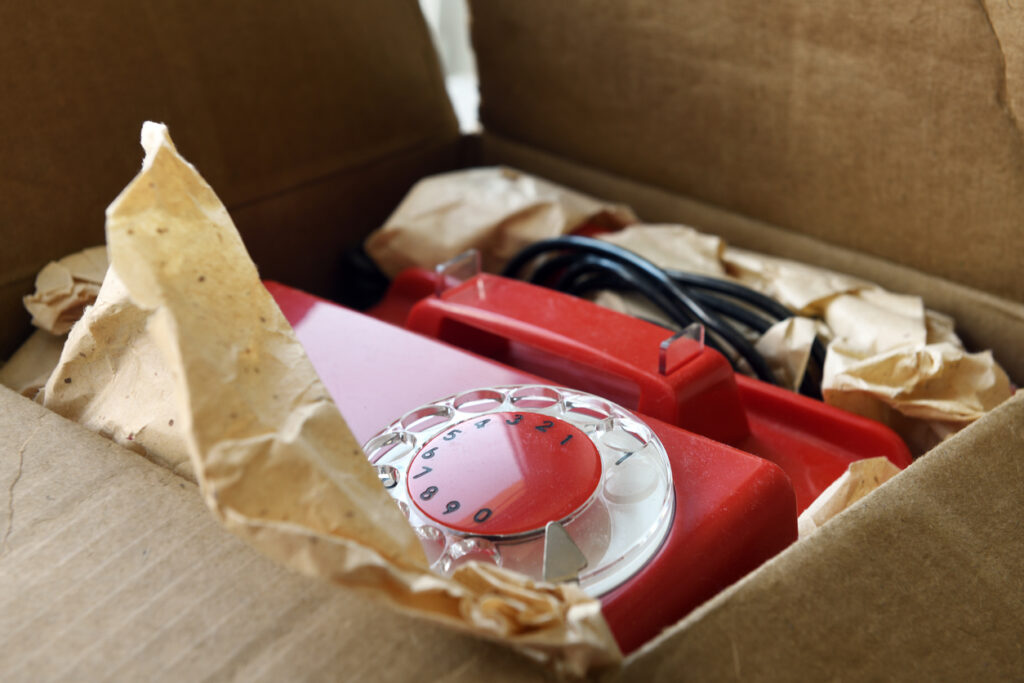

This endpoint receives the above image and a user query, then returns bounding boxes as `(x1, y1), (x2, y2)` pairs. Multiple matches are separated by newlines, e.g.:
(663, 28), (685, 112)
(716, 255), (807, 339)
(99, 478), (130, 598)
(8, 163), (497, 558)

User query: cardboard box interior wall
(2, 1), (1022, 679)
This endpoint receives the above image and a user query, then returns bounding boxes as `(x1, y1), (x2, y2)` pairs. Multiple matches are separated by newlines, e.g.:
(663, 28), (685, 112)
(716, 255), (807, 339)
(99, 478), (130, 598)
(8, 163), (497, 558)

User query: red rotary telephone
(266, 264), (909, 653)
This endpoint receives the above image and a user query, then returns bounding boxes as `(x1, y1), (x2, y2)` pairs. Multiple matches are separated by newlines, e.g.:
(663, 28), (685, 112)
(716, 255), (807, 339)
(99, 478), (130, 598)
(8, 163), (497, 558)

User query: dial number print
(420, 486), (439, 501)
(505, 414), (523, 426)
(473, 507), (493, 523)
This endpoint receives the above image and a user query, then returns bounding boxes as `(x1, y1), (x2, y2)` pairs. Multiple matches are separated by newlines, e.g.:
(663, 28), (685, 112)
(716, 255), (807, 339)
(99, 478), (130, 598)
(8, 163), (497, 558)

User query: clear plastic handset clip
(362, 385), (675, 596)
(659, 322), (705, 376)
(434, 249), (482, 297)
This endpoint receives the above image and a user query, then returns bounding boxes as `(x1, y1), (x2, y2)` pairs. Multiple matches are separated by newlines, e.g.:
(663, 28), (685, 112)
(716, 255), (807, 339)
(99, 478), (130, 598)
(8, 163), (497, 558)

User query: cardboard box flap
(479, 132), (1024, 381)
(619, 391), (1024, 680)
(0, 0), (458, 357)
(0, 385), (553, 681)
(471, 0), (1024, 303)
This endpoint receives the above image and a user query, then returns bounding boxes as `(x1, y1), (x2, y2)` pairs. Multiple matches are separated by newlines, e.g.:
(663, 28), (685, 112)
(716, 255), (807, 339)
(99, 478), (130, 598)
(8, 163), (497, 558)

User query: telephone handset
(373, 263), (912, 511)
(266, 269), (906, 653)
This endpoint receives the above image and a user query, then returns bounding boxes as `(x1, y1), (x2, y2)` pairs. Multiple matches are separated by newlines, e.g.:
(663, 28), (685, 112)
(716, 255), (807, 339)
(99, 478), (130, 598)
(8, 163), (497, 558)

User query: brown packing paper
(796, 457), (902, 538)
(753, 317), (821, 393)
(48, 122), (619, 677)
(22, 246), (108, 335)
(40, 267), (193, 479)
(597, 224), (727, 278)
(722, 248), (873, 316)
(365, 166), (636, 276)
(823, 342), (1012, 452)
(715, 249), (1012, 451)
(686, 236), (1012, 452)
(0, 247), (110, 399)
(0, 329), (65, 398)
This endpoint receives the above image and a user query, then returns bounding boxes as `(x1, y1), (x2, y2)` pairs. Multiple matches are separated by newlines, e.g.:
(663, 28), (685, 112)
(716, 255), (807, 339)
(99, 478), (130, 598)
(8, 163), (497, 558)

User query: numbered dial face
(363, 385), (675, 596)
(408, 412), (601, 536)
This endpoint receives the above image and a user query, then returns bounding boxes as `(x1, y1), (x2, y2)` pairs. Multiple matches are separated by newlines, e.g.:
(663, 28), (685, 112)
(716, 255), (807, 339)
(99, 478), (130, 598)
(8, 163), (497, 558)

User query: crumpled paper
(718, 249), (1011, 453)
(595, 226), (1012, 453)
(597, 224), (728, 278)
(23, 245), (108, 334)
(797, 457), (903, 538)
(0, 329), (66, 398)
(823, 342), (1011, 452)
(754, 317), (822, 393)
(722, 247), (874, 317)
(0, 245), (110, 399)
(40, 266), (192, 479)
(365, 166), (636, 277)
(40, 123), (620, 677)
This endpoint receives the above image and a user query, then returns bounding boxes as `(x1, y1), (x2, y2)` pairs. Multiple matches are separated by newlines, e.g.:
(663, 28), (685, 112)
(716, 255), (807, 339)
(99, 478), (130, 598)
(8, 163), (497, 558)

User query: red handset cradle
(385, 269), (912, 510)
(406, 273), (751, 445)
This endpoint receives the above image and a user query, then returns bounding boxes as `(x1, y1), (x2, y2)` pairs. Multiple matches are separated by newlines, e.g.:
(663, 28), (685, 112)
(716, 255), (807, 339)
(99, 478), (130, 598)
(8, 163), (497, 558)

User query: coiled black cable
(504, 235), (828, 398)
(502, 236), (780, 385)
(664, 269), (794, 321)
(548, 254), (733, 358)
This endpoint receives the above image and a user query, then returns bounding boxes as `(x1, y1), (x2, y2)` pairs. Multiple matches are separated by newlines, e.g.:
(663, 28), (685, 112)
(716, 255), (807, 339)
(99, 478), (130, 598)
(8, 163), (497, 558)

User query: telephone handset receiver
(363, 384), (674, 595)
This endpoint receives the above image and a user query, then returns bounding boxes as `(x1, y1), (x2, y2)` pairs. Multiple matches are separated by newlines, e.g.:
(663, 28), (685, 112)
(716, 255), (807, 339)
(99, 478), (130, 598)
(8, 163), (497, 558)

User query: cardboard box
(2, 1), (1022, 679)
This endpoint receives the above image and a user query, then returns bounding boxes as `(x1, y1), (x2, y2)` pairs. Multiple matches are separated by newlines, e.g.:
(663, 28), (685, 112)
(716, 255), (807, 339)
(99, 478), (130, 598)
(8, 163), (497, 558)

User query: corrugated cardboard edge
(615, 391), (1024, 681)
(0, 385), (559, 682)
(478, 132), (1024, 384)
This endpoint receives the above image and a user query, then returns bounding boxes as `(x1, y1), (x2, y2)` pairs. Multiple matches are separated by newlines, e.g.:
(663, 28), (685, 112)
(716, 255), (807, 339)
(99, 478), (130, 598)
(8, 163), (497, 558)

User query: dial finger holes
(361, 384), (673, 597)
(604, 455), (660, 505)
(510, 386), (560, 409)
(376, 464), (400, 489)
(600, 423), (648, 455)
(565, 398), (612, 423)
(440, 537), (502, 574)
(365, 432), (413, 464)
(401, 404), (453, 432)
(453, 389), (505, 413)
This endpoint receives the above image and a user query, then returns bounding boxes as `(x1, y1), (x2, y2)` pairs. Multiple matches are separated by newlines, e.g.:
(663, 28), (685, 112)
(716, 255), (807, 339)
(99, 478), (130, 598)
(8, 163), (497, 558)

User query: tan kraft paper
(38, 123), (620, 677)
(0, 329), (65, 398)
(366, 166), (636, 277)
(22, 245), (108, 335)
(796, 457), (903, 539)
(614, 227), (1011, 451)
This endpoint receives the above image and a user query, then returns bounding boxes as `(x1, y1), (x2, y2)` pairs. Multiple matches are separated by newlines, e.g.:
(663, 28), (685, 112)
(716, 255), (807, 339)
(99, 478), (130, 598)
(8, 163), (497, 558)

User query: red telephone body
(372, 268), (912, 511)
(266, 274), (906, 654)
